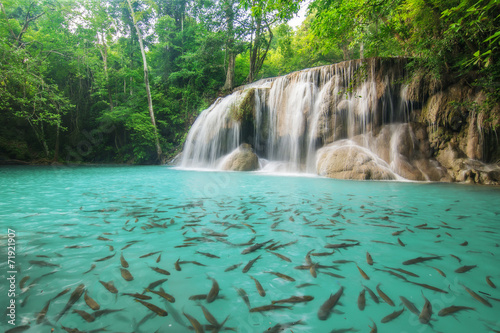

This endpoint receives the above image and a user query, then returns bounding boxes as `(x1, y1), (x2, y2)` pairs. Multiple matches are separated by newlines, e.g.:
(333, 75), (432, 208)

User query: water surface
(1, 166), (499, 332)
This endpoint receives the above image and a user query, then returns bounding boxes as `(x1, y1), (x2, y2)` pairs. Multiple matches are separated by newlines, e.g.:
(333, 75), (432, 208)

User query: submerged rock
(220, 144), (260, 171)
(316, 141), (396, 180)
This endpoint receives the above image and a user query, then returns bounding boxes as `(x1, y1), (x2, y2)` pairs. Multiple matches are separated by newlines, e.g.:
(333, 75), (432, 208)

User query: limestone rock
(316, 141), (396, 180)
(220, 144), (259, 171)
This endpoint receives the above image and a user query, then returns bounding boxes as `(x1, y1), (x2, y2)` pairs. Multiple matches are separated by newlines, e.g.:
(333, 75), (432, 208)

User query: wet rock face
(316, 142), (396, 180)
(220, 144), (260, 171)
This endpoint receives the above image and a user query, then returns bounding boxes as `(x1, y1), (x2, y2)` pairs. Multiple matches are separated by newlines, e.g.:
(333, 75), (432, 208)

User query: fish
(250, 276), (266, 296)
(366, 252), (374, 265)
(135, 299), (168, 316)
(265, 271), (295, 282)
(438, 305), (475, 316)
(356, 264), (370, 280)
(376, 284), (394, 306)
(84, 290), (100, 310)
(95, 253), (116, 262)
(83, 264), (96, 274)
(460, 241), (468, 246)
(224, 263), (242, 272)
(486, 276), (496, 288)
(364, 285), (379, 304)
(462, 284), (492, 307)
(242, 255), (261, 273)
(235, 287), (251, 308)
(296, 283), (318, 288)
(120, 253), (129, 268)
(175, 258), (182, 271)
(455, 265), (477, 273)
(51, 288), (71, 301)
(241, 239), (273, 254)
(392, 230), (405, 236)
(97, 236), (112, 241)
(139, 251), (162, 258)
(198, 304), (218, 326)
(409, 281), (448, 293)
(55, 283), (85, 322)
(267, 250), (292, 262)
(271, 295), (314, 304)
(146, 287), (175, 303)
(29, 260), (60, 267)
(358, 289), (366, 310)
(324, 242), (360, 249)
(73, 309), (96, 322)
(145, 278), (168, 291)
(184, 311), (205, 332)
(333, 260), (355, 264)
(93, 308), (123, 318)
(122, 293), (152, 300)
(265, 320), (304, 333)
(35, 300), (50, 324)
(322, 272), (346, 279)
(400, 296), (419, 315)
(317, 286), (343, 320)
(384, 266), (419, 277)
(402, 256), (442, 265)
(99, 280), (118, 294)
(250, 304), (293, 312)
(419, 293), (432, 324)
(19, 276), (30, 289)
(120, 268), (134, 281)
(206, 276), (219, 303)
(398, 238), (405, 247)
(196, 251), (220, 259)
(5, 325), (30, 333)
(429, 266), (446, 277)
(450, 254), (462, 263)
(156, 253), (162, 263)
(310, 251), (335, 256)
(381, 308), (404, 323)
(150, 266), (171, 276)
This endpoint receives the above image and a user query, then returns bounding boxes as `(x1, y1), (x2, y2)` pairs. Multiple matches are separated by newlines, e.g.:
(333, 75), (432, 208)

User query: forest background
(0, 0), (498, 164)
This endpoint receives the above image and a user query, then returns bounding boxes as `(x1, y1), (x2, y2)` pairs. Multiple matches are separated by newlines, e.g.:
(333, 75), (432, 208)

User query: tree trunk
(126, 0), (163, 163)
(222, 0), (235, 91)
(97, 32), (114, 112)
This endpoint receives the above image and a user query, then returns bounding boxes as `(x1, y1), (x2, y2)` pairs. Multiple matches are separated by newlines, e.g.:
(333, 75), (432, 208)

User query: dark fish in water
(318, 286), (343, 320)
(373, 268), (408, 281)
(267, 250), (291, 262)
(366, 252), (373, 265)
(398, 238), (405, 247)
(198, 304), (218, 326)
(19, 276), (30, 289)
(235, 287), (251, 308)
(241, 239), (273, 254)
(242, 255), (261, 273)
(392, 230), (405, 236)
(460, 241), (468, 246)
(358, 289), (366, 310)
(183, 311), (204, 332)
(455, 265), (477, 273)
(95, 252), (116, 262)
(462, 284), (492, 307)
(224, 263), (242, 272)
(196, 251), (220, 259)
(93, 308), (123, 318)
(156, 253), (162, 263)
(84, 290), (100, 310)
(122, 292), (152, 300)
(400, 296), (419, 315)
(52, 288), (71, 301)
(265, 320), (304, 333)
(250, 276), (266, 296)
(265, 271), (295, 282)
(135, 299), (168, 316)
(429, 266), (446, 277)
(175, 258), (182, 271)
(84, 264), (96, 274)
(419, 293), (432, 324)
(402, 256), (442, 265)
(410, 281), (448, 294)
(438, 305), (475, 316)
(189, 294), (209, 300)
(120, 268), (134, 281)
(99, 280), (118, 294)
(73, 309), (95, 322)
(486, 276), (496, 288)
(333, 260), (354, 264)
(97, 236), (112, 241)
(150, 266), (171, 276)
(311, 251), (335, 256)
(139, 251), (161, 258)
(145, 278), (168, 291)
(450, 254), (462, 263)
(5, 325), (31, 333)
(250, 304), (293, 312)
(381, 308), (404, 323)
(324, 242), (360, 249)
(271, 295), (314, 304)
(363, 285), (379, 304)
(296, 283), (318, 288)
(330, 328), (359, 333)
(356, 264), (370, 280)
(36, 300), (50, 324)
(206, 276), (219, 303)
(384, 266), (419, 277)
(29, 260), (60, 267)
(376, 284), (394, 306)
(146, 287), (175, 303)
(322, 272), (346, 279)
(55, 283), (85, 322)
(120, 253), (129, 268)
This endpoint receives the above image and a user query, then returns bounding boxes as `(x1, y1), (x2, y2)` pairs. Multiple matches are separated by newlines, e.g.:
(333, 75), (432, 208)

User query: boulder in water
(316, 141), (396, 180)
(220, 144), (260, 171)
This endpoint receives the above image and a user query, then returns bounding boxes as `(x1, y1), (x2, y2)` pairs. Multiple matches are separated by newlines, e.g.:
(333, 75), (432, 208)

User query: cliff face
(179, 58), (500, 184)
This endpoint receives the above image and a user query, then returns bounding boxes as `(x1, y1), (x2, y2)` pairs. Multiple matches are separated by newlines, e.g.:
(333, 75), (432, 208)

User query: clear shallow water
(0, 165), (499, 333)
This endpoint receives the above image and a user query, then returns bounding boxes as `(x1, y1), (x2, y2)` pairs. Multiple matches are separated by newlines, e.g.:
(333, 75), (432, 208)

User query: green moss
(228, 88), (255, 123)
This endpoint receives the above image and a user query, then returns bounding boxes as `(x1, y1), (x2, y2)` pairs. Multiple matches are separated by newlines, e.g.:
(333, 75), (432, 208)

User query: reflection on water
(0, 165), (499, 333)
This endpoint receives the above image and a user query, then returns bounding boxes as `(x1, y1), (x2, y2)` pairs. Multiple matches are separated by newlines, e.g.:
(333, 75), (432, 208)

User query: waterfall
(178, 58), (450, 181)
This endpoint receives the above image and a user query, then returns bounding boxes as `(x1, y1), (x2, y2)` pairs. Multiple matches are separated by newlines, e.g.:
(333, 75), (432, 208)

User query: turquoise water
(1, 165), (500, 333)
